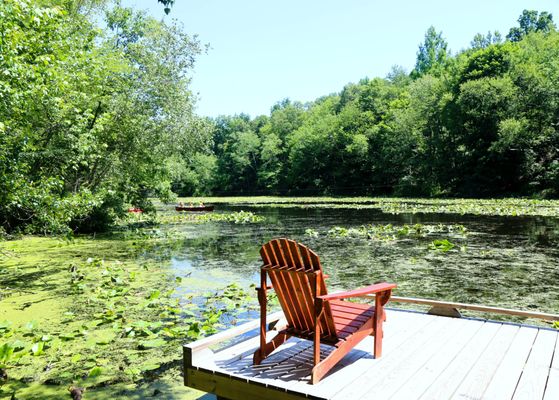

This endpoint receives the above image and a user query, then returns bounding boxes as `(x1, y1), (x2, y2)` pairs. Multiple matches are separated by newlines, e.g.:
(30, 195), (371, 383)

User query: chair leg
(312, 324), (373, 384)
(253, 331), (291, 364)
(374, 295), (385, 358)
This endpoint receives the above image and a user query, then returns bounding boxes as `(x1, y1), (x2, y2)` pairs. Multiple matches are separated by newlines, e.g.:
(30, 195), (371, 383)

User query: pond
(1, 200), (558, 399)
(168, 204), (559, 320)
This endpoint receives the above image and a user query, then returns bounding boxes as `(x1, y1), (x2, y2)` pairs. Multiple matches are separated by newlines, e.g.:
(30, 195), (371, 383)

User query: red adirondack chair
(254, 238), (396, 384)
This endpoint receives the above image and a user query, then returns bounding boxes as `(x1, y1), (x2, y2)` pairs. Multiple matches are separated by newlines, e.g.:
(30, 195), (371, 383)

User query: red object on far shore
(127, 207), (143, 213)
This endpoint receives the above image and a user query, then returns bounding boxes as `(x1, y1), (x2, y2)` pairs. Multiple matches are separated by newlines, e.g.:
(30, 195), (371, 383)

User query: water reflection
(155, 205), (559, 317)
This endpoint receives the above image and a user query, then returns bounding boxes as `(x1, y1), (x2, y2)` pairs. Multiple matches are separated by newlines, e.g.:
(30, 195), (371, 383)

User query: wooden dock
(184, 308), (559, 400)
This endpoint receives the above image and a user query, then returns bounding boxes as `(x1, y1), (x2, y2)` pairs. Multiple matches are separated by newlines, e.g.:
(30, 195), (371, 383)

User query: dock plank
(449, 323), (519, 400)
(482, 326), (538, 400)
(512, 329), (557, 400)
(418, 321), (502, 400)
(388, 318), (485, 400)
(184, 310), (559, 400)
(293, 310), (437, 396)
(186, 368), (306, 400)
(359, 317), (472, 399)
(332, 315), (452, 400)
(544, 332), (559, 400)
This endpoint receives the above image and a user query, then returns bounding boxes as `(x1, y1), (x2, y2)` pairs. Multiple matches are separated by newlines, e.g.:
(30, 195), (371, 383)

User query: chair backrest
(260, 238), (337, 340)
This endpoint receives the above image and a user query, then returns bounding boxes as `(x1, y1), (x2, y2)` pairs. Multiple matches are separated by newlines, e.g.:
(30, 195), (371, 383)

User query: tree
(0, 0), (205, 233)
(412, 26), (449, 77)
(470, 31), (502, 49)
(194, 10), (559, 199)
(460, 43), (511, 83)
(507, 10), (556, 42)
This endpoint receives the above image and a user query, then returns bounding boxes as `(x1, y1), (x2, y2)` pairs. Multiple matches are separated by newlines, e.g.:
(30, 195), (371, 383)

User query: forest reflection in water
(160, 205), (559, 321)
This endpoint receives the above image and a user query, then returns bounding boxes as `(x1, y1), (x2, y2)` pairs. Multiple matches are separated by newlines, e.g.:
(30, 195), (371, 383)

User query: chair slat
(264, 242), (299, 327)
(308, 248), (321, 271)
(266, 269), (296, 327)
(279, 239), (297, 269)
(271, 239), (287, 268)
(287, 239), (304, 270)
(286, 269), (314, 331)
(277, 239), (314, 332)
(280, 240), (313, 329)
(298, 243), (314, 271)
(259, 245), (271, 266)
(270, 240), (307, 329)
(296, 270), (323, 335)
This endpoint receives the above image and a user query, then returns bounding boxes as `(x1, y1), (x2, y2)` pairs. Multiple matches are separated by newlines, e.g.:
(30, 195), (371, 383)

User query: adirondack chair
(254, 238), (396, 384)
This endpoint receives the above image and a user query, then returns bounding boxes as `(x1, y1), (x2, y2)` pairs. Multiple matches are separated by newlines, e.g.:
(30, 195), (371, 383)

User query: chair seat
(330, 300), (375, 340)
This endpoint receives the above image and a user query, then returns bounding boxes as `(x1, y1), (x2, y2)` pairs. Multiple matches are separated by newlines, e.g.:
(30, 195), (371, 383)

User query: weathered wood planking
(388, 318), (485, 400)
(512, 329), (558, 399)
(303, 311), (436, 398)
(345, 317), (467, 399)
(544, 333), (559, 400)
(418, 322), (502, 400)
(482, 327), (538, 400)
(449, 324), (519, 399)
(184, 309), (559, 400)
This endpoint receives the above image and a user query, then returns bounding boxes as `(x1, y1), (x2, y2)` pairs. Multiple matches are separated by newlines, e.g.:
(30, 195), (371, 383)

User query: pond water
(1, 203), (558, 398)
(161, 205), (559, 322)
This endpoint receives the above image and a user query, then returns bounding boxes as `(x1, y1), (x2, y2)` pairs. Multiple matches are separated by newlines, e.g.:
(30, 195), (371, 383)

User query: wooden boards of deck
(184, 309), (559, 400)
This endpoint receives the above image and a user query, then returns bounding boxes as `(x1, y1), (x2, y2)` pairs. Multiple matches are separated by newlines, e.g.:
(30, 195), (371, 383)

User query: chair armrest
(317, 282), (396, 302)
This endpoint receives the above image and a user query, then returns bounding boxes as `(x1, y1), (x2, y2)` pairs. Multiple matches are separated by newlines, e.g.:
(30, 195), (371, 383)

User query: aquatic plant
(155, 210), (265, 225)
(322, 223), (467, 242)
(0, 236), (258, 398)
(429, 239), (456, 252)
(176, 196), (559, 218)
(305, 228), (319, 238)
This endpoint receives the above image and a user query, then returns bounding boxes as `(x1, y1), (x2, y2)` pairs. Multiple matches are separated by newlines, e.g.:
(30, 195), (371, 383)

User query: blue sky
(126, 0), (558, 118)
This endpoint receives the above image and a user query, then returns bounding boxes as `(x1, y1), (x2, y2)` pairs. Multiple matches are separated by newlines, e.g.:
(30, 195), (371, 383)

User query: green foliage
(0, 343), (15, 369)
(192, 211), (265, 224)
(182, 10), (559, 199)
(470, 31), (502, 49)
(323, 223), (467, 242)
(0, 0), (206, 234)
(183, 196), (559, 217)
(157, 0), (174, 14)
(412, 26), (449, 77)
(507, 10), (556, 42)
(155, 210), (265, 225)
(0, 237), (257, 392)
(429, 239), (456, 252)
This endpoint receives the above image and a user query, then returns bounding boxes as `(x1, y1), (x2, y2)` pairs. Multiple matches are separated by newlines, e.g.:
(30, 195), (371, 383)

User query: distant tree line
(175, 10), (559, 199)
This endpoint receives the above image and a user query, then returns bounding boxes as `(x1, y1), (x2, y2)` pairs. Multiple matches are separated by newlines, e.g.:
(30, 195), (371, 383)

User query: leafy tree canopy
(507, 9), (556, 41)
(0, 0), (207, 234)
(181, 10), (559, 200)
(412, 26), (449, 77)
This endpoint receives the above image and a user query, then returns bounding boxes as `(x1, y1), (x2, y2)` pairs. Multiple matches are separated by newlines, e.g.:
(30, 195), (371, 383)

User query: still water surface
(158, 205), (559, 320)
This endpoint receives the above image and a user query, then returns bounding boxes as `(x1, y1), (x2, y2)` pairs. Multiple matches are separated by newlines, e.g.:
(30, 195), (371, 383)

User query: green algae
(2, 199), (559, 398)
(0, 234), (254, 399)
(156, 210), (265, 225)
